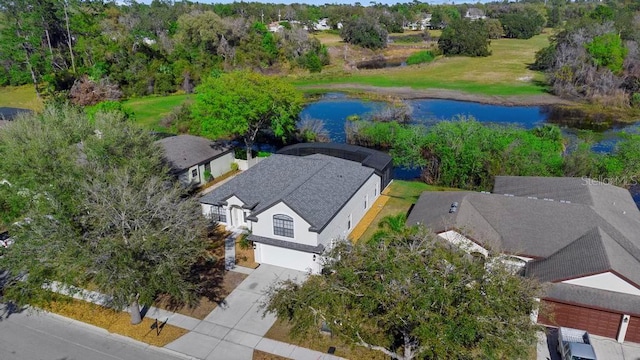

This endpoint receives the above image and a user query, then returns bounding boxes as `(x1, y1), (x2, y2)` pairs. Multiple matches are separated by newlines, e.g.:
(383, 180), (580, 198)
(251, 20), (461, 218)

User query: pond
(300, 93), (640, 154)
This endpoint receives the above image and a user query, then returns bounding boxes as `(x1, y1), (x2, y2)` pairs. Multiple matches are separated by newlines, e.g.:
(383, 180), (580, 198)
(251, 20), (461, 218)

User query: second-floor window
(210, 205), (226, 223)
(273, 214), (294, 238)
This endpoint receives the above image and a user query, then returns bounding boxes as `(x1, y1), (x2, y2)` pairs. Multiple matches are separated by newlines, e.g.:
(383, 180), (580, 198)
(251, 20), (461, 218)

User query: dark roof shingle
(407, 177), (640, 288)
(156, 135), (232, 172)
(200, 154), (375, 233)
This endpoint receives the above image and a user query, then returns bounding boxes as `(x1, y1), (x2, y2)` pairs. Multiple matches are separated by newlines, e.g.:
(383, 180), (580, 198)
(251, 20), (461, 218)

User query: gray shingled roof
(156, 135), (231, 172)
(200, 154), (374, 233)
(407, 177), (640, 288)
(545, 283), (640, 316)
(493, 176), (594, 205)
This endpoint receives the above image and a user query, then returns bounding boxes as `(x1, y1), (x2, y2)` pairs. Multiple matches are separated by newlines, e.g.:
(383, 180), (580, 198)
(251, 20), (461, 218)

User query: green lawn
(358, 180), (458, 242)
(0, 85), (43, 110)
(123, 94), (192, 130)
(295, 32), (551, 96)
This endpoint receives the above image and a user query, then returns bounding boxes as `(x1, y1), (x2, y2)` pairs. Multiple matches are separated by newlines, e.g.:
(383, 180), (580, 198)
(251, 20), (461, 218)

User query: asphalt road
(0, 304), (187, 360)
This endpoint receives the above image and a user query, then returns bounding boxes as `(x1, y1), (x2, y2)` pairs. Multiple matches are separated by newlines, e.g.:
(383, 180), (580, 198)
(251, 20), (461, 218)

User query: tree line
(533, 3), (640, 108)
(3, 0), (628, 104)
(347, 117), (640, 191)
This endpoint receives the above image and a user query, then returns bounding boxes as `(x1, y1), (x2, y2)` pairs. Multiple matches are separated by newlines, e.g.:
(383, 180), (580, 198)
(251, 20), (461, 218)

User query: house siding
(317, 174), (381, 246)
(252, 201), (318, 247)
(210, 152), (234, 178)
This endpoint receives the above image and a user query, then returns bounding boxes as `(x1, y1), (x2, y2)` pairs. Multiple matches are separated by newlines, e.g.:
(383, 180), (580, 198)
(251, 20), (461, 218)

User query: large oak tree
(264, 229), (542, 360)
(0, 105), (208, 324)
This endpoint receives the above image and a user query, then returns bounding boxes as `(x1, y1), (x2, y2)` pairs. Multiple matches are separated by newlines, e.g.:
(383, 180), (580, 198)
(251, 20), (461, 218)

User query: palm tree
(369, 213), (416, 244)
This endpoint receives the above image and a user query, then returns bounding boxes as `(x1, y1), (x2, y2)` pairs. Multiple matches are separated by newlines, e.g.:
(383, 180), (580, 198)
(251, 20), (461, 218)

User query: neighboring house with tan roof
(156, 135), (234, 186)
(407, 176), (640, 343)
(200, 143), (392, 274)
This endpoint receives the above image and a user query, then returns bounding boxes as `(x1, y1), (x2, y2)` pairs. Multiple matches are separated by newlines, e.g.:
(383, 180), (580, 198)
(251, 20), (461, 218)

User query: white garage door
(257, 244), (318, 273)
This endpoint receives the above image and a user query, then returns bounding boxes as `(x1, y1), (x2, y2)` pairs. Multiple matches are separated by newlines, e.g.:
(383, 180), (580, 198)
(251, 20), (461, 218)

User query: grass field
(357, 180), (458, 242)
(0, 85), (43, 110)
(122, 94), (191, 130)
(299, 31), (551, 96)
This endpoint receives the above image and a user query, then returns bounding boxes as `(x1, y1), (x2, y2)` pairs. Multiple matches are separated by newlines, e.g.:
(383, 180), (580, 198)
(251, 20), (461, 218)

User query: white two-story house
(200, 144), (392, 274)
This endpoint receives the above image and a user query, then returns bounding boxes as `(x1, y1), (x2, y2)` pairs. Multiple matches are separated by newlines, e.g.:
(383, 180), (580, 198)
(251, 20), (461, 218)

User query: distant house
(464, 8), (487, 21)
(407, 176), (640, 343)
(200, 143), (392, 274)
(268, 21), (284, 33)
(156, 135), (234, 187)
(0, 107), (32, 128)
(313, 18), (331, 31)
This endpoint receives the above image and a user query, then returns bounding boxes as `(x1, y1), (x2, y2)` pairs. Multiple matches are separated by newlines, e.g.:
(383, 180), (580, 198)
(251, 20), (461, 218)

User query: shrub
(230, 162), (239, 172)
(85, 101), (133, 121)
(586, 33), (627, 75)
(340, 17), (388, 50)
(438, 19), (491, 57)
(406, 51), (436, 65)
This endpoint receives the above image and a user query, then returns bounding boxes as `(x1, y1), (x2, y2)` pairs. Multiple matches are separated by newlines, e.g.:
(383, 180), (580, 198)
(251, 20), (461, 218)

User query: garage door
(626, 316), (640, 343)
(257, 243), (317, 273)
(539, 300), (621, 339)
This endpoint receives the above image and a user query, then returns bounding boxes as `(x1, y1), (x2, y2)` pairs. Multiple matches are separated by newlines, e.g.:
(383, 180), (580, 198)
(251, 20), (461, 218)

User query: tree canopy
(191, 70), (303, 160)
(438, 19), (491, 57)
(264, 229), (542, 360)
(0, 105), (208, 324)
(340, 16), (389, 50)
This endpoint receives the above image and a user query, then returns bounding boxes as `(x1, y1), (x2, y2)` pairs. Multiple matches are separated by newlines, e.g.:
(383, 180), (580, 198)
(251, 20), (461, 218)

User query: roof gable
(201, 154), (375, 232)
(408, 177), (640, 288)
(156, 135), (231, 172)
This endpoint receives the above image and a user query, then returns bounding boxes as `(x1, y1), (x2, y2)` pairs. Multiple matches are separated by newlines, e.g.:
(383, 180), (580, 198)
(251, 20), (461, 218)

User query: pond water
(300, 93), (640, 154)
(300, 92), (640, 198)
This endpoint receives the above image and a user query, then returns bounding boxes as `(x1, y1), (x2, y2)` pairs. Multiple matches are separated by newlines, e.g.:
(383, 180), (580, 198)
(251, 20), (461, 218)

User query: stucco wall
(317, 174), (381, 246)
(438, 230), (489, 257)
(252, 201), (318, 246)
(562, 272), (640, 296)
(210, 152), (235, 178)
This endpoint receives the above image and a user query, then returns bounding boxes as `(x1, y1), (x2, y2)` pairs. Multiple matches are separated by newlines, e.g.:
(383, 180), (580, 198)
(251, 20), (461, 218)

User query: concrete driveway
(165, 264), (312, 360)
(538, 327), (640, 360)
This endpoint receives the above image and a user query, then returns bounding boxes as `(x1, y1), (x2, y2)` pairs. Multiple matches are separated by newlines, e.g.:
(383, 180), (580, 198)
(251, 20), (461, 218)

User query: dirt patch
(265, 320), (387, 360)
(301, 83), (573, 106)
(236, 235), (260, 269)
(154, 225), (247, 320)
(155, 271), (247, 320)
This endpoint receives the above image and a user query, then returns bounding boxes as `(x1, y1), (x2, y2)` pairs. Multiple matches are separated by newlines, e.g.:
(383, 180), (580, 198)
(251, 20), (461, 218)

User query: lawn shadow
(155, 224), (228, 312)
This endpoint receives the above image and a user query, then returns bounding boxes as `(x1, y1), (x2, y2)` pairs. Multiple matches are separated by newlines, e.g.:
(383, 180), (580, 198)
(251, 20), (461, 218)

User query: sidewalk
(51, 265), (343, 360)
(164, 264), (344, 360)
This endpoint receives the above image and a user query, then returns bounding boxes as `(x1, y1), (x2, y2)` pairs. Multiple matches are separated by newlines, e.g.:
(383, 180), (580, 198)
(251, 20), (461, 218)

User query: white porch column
(617, 314), (631, 343)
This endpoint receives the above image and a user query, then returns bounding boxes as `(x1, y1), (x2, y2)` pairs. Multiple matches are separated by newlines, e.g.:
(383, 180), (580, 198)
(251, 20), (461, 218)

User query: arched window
(273, 214), (294, 238)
